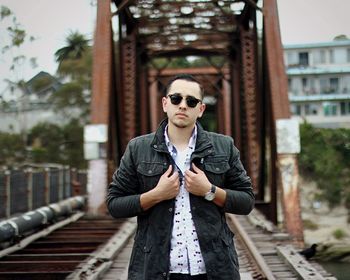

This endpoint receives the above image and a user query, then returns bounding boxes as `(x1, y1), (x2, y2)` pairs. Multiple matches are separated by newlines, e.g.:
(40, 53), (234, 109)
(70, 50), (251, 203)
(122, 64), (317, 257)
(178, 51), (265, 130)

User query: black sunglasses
(167, 94), (202, 108)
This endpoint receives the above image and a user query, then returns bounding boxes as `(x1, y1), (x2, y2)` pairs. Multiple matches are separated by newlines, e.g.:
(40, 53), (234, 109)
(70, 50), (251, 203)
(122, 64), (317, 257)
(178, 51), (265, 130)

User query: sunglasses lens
(186, 97), (199, 108)
(170, 95), (182, 105)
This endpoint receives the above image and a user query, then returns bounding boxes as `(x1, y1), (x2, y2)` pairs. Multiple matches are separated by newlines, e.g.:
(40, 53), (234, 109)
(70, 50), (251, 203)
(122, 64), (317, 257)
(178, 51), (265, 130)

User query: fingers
(164, 165), (172, 176)
(192, 163), (200, 172)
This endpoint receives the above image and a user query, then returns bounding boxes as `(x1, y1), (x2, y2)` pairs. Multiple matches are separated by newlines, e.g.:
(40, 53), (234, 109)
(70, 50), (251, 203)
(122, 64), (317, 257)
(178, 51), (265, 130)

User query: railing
(0, 165), (87, 219)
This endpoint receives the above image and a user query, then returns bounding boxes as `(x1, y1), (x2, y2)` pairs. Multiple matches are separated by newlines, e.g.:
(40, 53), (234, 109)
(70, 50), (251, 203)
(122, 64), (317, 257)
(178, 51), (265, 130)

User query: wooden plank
(276, 245), (327, 280)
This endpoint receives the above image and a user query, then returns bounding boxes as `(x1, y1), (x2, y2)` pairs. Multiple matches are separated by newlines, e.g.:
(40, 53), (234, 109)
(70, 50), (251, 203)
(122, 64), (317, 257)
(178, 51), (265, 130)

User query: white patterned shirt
(164, 125), (206, 275)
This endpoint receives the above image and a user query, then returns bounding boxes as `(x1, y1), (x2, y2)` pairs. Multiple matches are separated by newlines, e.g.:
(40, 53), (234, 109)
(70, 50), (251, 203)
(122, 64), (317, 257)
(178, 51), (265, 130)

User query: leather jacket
(107, 119), (254, 280)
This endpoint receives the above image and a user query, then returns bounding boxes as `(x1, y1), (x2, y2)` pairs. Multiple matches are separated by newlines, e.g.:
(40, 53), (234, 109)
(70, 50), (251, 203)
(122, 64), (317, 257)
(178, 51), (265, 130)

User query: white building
(0, 72), (63, 133)
(284, 39), (350, 128)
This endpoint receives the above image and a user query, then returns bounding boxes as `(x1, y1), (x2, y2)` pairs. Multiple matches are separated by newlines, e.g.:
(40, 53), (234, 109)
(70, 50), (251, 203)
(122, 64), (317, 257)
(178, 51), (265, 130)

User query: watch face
(205, 192), (215, 201)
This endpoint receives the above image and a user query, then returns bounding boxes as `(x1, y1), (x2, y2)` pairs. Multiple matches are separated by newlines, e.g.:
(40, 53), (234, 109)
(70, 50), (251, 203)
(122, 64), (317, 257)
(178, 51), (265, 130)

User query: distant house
(284, 39), (350, 128)
(0, 71), (65, 133)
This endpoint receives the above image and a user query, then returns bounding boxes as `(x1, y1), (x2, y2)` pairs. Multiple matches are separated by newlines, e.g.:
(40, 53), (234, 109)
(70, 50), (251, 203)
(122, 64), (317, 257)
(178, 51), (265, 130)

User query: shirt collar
(164, 125), (197, 154)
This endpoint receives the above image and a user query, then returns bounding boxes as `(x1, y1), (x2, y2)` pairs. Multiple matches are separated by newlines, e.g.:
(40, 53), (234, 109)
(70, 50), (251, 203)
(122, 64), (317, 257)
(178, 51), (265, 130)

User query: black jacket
(107, 119), (254, 280)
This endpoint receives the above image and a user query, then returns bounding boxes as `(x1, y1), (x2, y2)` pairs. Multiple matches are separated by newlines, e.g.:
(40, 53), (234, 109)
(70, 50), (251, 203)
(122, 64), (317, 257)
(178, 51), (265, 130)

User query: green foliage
(332, 229), (347, 240)
(53, 31), (92, 123)
(0, 132), (26, 165)
(303, 219), (319, 230)
(26, 120), (86, 169)
(1, 5), (37, 79)
(31, 75), (54, 92)
(299, 123), (350, 208)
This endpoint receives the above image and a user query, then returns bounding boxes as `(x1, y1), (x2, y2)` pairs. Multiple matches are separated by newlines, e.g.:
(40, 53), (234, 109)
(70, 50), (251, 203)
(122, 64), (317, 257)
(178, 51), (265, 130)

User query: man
(107, 74), (254, 280)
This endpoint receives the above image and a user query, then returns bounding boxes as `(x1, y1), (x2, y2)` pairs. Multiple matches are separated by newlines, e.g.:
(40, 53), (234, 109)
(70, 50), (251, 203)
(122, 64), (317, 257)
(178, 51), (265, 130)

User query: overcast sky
(1, 0), (350, 93)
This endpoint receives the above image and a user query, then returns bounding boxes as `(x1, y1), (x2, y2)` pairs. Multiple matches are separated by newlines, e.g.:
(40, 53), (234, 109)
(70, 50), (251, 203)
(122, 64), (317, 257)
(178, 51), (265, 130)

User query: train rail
(0, 207), (336, 280)
(0, 214), (128, 280)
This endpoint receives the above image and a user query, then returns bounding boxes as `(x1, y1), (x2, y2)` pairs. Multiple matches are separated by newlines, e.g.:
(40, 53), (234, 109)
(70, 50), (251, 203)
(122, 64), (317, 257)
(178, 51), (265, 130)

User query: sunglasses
(167, 94), (202, 108)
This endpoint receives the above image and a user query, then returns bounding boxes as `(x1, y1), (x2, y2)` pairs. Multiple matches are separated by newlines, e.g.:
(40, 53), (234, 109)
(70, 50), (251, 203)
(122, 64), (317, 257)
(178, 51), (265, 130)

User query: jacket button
(168, 207), (173, 212)
(148, 170), (152, 174)
(162, 272), (167, 277)
(215, 167), (220, 171)
(154, 144), (158, 148)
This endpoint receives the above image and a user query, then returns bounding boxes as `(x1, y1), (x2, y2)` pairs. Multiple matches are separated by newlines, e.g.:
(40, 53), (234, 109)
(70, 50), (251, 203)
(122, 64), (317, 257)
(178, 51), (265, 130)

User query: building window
(305, 104), (318, 115)
(329, 77), (339, 93)
(340, 102), (350, 115)
(320, 50), (326, 63)
(329, 49), (334, 63)
(291, 104), (301, 115)
(323, 102), (338, 116)
(347, 49), (350, 63)
(320, 78), (328, 94)
(299, 52), (309, 66)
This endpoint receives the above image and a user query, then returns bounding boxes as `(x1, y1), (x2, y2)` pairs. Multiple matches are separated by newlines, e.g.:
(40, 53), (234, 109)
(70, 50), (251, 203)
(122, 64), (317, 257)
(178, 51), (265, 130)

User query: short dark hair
(165, 74), (204, 99)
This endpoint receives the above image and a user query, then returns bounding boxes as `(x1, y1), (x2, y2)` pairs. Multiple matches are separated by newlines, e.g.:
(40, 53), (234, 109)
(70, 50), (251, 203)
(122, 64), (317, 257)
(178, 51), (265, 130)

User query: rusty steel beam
(120, 34), (137, 149)
(222, 74), (232, 136)
(263, 0), (304, 243)
(91, 1), (113, 125)
(240, 26), (261, 194)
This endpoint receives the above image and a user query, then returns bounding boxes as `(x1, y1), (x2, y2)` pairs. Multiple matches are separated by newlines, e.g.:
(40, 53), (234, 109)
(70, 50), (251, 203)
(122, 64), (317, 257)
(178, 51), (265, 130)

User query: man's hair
(165, 74), (204, 99)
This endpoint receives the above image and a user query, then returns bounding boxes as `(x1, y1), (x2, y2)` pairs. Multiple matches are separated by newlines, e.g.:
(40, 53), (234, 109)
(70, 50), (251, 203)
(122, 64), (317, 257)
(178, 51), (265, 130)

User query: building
(0, 72), (63, 133)
(284, 39), (350, 128)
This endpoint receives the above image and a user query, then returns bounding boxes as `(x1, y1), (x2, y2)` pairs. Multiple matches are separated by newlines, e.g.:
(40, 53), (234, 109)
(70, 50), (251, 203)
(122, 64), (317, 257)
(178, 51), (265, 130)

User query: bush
(299, 123), (350, 208)
(303, 219), (319, 230)
(332, 229), (347, 240)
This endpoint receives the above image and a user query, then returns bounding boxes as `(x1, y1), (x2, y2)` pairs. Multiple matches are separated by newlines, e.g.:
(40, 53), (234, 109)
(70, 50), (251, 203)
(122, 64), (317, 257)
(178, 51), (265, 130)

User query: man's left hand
(184, 163), (211, 196)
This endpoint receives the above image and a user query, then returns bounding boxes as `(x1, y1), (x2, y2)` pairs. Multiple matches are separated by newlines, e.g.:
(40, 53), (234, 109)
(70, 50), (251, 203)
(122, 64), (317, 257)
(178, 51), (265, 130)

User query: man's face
(162, 79), (206, 129)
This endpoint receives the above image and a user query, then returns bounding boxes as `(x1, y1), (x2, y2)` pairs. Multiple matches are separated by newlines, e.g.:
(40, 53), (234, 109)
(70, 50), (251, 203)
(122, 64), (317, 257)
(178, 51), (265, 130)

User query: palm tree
(55, 31), (90, 64)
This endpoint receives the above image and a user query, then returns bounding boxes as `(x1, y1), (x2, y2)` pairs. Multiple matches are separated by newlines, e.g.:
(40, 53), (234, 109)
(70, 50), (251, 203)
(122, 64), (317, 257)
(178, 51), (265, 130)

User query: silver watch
(204, 185), (216, 201)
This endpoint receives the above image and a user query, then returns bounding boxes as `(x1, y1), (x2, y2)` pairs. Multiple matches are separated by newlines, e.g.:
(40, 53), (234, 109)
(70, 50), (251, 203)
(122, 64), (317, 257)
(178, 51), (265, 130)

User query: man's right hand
(140, 165), (179, 210)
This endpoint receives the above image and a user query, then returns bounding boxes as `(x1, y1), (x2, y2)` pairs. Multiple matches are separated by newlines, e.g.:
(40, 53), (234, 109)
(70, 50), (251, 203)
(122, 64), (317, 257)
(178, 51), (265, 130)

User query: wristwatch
(204, 185), (217, 201)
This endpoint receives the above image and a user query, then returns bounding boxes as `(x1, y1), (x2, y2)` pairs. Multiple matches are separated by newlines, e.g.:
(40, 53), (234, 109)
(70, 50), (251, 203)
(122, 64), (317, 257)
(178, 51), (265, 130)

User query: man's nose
(178, 98), (187, 108)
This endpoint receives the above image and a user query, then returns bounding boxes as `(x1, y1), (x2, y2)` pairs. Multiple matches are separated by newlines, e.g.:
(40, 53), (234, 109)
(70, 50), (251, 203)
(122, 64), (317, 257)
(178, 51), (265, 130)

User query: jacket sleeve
(222, 138), (255, 215)
(106, 140), (143, 218)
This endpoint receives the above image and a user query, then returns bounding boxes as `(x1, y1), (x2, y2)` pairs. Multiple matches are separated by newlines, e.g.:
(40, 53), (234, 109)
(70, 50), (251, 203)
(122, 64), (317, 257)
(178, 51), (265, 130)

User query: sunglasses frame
(167, 93), (202, 108)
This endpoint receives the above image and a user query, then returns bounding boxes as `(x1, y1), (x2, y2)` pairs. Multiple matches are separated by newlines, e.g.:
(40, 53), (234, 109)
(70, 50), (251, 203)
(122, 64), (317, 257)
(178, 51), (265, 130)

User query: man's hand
(140, 165), (180, 211)
(153, 165), (180, 200)
(184, 163), (211, 196)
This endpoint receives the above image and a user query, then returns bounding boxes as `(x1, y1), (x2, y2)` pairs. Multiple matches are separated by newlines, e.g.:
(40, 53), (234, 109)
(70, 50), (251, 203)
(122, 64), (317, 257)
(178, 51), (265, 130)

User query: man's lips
(175, 113), (188, 118)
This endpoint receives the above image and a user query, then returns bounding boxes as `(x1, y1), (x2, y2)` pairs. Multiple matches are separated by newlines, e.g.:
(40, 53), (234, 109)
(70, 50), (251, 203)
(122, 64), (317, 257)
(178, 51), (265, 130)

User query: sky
(1, 0), (350, 93)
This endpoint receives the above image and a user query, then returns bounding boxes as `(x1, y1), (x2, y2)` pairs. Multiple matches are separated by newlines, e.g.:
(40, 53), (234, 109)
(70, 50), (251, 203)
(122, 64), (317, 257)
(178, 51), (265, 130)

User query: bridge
(0, 0), (338, 279)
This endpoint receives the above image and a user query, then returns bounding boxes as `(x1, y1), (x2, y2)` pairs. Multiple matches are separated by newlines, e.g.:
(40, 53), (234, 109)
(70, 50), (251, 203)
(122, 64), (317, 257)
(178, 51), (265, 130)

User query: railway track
(0, 207), (336, 280)
(0, 214), (128, 280)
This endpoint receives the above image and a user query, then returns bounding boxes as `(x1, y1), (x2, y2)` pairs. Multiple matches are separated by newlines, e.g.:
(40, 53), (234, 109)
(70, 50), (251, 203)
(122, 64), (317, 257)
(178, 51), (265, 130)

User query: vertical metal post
(240, 26), (261, 193)
(149, 80), (159, 131)
(58, 167), (64, 201)
(89, 0), (113, 215)
(5, 170), (10, 218)
(222, 74), (232, 136)
(27, 168), (33, 211)
(45, 167), (50, 205)
(263, 0), (304, 243)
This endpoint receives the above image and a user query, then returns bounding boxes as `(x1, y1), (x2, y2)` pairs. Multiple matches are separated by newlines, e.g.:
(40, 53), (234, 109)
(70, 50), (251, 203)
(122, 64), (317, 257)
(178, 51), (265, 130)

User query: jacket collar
(151, 118), (213, 156)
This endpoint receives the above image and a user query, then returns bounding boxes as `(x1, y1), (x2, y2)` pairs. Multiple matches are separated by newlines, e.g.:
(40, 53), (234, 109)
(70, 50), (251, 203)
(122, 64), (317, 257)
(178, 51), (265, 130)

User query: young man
(107, 74), (254, 280)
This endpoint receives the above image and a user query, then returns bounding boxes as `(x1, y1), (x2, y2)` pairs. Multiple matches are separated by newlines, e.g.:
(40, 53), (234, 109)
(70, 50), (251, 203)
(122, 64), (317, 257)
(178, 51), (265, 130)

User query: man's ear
(162, 97), (167, 113)
(198, 103), (206, 118)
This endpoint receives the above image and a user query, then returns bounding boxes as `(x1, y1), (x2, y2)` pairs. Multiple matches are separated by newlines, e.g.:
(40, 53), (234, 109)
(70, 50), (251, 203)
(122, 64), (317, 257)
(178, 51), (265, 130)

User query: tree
(298, 123), (350, 209)
(0, 5), (37, 85)
(52, 31), (92, 123)
(55, 31), (90, 74)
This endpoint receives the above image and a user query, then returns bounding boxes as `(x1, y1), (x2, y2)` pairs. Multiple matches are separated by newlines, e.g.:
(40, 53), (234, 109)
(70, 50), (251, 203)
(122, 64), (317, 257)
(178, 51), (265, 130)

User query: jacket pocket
(137, 161), (167, 191)
(203, 156), (230, 186)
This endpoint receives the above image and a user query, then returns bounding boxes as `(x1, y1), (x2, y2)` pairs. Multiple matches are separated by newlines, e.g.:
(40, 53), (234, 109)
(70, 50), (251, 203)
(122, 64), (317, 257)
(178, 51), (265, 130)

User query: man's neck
(167, 123), (195, 151)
